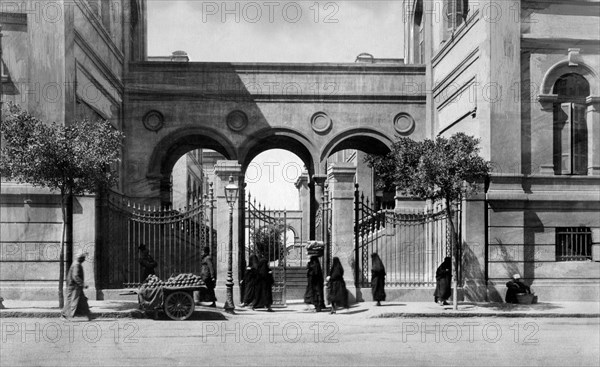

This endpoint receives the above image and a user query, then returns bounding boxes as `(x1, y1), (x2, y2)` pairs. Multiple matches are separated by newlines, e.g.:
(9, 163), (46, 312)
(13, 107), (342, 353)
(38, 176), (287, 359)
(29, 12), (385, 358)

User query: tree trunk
(445, 197), (459, 311)
(58, 192), (66, 309)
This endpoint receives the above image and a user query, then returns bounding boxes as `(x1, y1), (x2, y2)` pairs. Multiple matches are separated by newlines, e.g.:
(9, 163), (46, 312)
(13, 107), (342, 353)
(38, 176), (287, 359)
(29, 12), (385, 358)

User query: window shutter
(556, 103), (572, 174)
(572, 103), (588, 175)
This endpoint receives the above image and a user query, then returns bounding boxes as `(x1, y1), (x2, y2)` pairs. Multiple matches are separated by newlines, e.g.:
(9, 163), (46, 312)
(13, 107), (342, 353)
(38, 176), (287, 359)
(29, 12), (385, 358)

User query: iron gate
(100, 189), (215, 288)
(354, 185), (460, 288)
(246, 194), (287, 305)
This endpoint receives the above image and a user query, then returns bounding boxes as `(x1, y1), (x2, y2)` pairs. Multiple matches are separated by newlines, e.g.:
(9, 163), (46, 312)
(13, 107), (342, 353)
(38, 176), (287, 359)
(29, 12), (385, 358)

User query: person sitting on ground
(505, 274), (531, 304)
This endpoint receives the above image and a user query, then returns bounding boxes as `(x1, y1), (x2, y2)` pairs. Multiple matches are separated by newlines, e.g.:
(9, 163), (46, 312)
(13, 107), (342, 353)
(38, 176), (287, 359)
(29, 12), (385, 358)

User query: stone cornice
(129, 62), (425, 76)
(125, 89), (426, 104)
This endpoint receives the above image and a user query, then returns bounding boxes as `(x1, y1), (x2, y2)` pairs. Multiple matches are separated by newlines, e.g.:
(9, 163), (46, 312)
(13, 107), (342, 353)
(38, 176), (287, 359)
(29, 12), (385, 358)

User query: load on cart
(137, 273), (207, 320)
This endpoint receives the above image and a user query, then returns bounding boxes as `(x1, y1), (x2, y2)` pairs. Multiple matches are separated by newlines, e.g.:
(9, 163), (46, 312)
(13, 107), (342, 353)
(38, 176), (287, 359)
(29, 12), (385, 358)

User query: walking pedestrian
(62, 251), (94, 321)
(304, 256), (324, 312)
(327, 257), (348, 314)
(240, 254), (259, 307)
(199, 246), (216, 307)
(371, 253), (386, 306)
(252, 258), (274, 312)
(434, 257), (452, 305)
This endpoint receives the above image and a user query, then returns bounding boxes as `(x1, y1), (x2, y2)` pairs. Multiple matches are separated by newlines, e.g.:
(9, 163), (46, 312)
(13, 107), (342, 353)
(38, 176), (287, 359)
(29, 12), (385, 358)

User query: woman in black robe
(252, 258), (274, 311)
(326, 257), (348, 314)
(304, 256), (324, 312)
(241, 254), (259, 307)
(434, 257), (452, 305)
(371, 253), (386, 306)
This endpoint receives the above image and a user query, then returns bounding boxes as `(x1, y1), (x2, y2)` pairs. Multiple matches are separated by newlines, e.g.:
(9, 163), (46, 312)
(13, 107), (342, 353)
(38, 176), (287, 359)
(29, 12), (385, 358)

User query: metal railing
(354, 185), (460, 288)
(556, 227), (592, 261)
(100, 188), (215, 288)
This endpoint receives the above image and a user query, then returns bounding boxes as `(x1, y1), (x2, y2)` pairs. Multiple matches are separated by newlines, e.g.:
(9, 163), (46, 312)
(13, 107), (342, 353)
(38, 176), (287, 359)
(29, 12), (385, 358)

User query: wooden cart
(133, 283), (207, 320)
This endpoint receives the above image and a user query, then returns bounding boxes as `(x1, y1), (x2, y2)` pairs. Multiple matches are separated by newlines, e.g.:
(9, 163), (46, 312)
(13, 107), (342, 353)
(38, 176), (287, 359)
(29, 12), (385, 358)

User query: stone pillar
(213, 161), (243, 305)
(461, 184), (488, 302)
(537, 95), (558, 175)
(586, 97), (600, 176)
(394, 188), (426, 211)
(312, 174), (327, 241)
(294, 171), (310, 243)
(327, 163), (358, 301)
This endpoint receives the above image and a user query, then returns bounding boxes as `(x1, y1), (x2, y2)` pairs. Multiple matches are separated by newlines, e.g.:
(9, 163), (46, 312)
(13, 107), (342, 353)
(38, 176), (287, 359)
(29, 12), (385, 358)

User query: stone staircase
(273, 266), (307, 301)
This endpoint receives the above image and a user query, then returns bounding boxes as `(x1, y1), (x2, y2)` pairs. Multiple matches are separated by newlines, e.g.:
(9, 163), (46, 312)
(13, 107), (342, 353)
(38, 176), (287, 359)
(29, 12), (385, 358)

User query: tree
(365, 133), (490, 310)
(251, 224), (286, 263)
(1, 103), (124, 307)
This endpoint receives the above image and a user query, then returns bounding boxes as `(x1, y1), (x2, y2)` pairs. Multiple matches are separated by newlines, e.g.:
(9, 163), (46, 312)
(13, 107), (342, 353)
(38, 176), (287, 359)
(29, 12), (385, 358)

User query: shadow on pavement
(461, 302), (563, 312)
(373, 303), (406, 307)
(337, 309), (368, 315)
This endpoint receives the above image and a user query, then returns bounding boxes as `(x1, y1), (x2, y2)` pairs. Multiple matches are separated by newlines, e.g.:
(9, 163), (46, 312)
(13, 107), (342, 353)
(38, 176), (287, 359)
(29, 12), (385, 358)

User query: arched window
(553, 73), (590, 175)
(445, 0), (469, 32)
(413, 0), (424, 64)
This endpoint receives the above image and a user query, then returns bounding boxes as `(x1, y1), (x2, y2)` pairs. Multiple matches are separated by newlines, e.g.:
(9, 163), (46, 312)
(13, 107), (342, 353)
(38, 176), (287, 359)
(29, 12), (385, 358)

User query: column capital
(327, 162), (356, 182)
(214, 160), (242, 179)
(537, 94), (557, 111)
(312, 174), (327, 186)
(295, 171), (309, 189)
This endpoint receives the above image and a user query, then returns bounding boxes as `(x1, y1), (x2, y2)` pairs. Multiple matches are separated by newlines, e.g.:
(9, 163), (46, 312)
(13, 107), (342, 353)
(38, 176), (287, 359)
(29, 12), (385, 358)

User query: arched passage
(324, 129), (395, 210)
(147, 127), (237, 205)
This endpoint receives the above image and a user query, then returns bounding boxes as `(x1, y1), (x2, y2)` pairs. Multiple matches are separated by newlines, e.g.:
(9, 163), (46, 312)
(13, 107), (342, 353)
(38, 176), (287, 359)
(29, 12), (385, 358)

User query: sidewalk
(1, 299), (599, 319)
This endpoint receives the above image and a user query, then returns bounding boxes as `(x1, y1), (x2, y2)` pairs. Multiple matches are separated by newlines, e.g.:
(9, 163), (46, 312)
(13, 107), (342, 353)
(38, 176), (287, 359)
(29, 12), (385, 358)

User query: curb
(0, 311), (146, 319)
(371, 312), (600, 318)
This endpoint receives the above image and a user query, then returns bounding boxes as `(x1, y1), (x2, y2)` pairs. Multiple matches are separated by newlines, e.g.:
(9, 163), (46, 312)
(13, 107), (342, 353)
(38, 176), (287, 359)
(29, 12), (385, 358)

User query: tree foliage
(365, 133), (490, 309)
(1, 102), (123, 195)
(251, 224), (285, 263)
(364, 133), (491, 204)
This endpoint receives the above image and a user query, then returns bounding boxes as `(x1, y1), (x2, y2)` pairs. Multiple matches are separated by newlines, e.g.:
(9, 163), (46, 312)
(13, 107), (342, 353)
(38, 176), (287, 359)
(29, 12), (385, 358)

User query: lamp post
(224, 175), (239, 314)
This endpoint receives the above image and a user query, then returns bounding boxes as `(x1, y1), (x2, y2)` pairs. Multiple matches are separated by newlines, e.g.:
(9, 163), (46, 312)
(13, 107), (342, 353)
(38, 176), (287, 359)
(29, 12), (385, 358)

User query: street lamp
(224, 175), (239, 313)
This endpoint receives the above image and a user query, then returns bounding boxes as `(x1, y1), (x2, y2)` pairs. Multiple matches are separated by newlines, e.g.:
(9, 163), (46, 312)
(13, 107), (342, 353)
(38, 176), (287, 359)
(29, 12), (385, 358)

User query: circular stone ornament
(393, 113), (415, 135)
(226, 110), (248, 132)
(143, 110), (164, 132)
(310, 112), (332, 134)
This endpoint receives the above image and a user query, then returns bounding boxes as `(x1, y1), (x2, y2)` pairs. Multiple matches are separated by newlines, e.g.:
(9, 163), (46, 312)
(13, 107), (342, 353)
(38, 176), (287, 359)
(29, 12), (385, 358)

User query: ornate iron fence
(100, 188), (215, 288)
(354, 185), (461, 288)
(246, 194), (287, 305)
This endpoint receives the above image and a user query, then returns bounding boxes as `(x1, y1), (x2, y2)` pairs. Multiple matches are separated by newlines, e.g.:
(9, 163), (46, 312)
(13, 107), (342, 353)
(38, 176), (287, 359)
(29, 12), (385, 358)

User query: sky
(147, 1), (405, 209)
(147, 0), (405, 63)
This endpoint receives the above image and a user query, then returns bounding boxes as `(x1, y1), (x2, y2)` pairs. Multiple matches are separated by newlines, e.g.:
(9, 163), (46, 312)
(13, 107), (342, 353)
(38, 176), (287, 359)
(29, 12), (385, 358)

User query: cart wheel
(164, 291), (195, 320)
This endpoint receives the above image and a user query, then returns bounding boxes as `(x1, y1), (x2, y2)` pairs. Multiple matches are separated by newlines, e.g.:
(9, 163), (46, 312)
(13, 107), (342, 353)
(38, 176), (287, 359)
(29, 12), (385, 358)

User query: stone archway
(144, 127), (237, 205)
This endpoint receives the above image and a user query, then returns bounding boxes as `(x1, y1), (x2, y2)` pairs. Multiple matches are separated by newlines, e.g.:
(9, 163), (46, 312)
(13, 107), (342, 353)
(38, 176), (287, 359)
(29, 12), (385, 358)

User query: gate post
(327, 163), (359, 302)
(461, 182), (488, 302)
(214, 161), (243, 305)
(312, 174), (327, 241)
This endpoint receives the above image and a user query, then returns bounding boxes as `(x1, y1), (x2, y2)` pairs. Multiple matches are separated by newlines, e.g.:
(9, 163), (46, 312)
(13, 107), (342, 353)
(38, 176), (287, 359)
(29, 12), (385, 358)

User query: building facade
(1, 0), (146, 299)
(403, 0), (600, 300)
(1, 0), (598, 301)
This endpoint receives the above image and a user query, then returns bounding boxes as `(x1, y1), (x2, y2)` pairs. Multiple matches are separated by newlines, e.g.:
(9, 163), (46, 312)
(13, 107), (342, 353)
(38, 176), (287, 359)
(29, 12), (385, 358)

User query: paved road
(1, 311), (598, 366)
